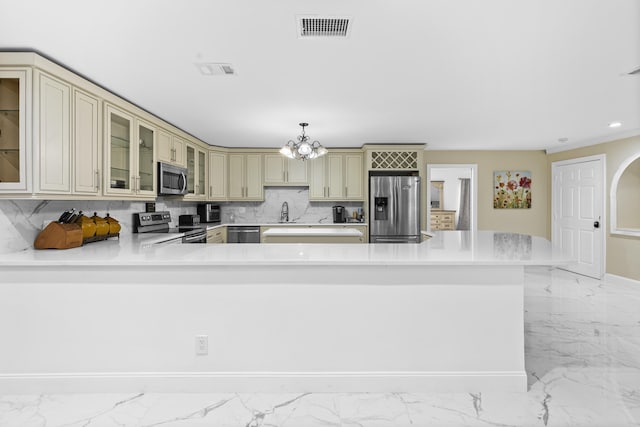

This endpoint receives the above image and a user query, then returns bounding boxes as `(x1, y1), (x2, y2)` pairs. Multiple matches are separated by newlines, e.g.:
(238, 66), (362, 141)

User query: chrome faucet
(280, 201), (289, 223)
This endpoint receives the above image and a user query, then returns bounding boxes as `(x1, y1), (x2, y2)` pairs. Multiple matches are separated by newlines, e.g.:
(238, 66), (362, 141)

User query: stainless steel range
(133, 211), (207, 244)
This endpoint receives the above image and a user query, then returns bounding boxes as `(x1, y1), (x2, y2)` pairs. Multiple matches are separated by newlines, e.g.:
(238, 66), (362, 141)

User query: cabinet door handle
(137, 176), (141, 193)
(345, 187), (348, 197)
(210, 185), (212, 197)
(94, 170), (99, 190)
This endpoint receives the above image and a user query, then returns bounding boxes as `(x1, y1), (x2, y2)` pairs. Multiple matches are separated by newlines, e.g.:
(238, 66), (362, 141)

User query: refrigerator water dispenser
(374, 197), (388, 220)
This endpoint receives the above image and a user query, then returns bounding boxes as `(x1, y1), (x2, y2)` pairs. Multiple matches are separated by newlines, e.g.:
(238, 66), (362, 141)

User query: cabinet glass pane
(138, 124), (154, 192)
(186, 146), (195, 194)
(110, 113), (131, 190)
(198, 150), (205, 195)
(0, 78), (20, 183)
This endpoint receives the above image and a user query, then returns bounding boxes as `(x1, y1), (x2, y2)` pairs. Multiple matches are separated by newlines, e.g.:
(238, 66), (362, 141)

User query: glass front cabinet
(104, 104), (156, 198)
(185, 143), (207, 200)
(0, 69), (29, 192)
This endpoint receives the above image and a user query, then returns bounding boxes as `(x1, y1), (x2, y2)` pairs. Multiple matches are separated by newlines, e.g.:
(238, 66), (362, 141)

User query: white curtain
(457, 178), (471, 230)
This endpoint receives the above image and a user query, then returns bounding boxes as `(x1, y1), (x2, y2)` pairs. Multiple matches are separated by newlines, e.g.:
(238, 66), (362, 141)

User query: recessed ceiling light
(608, 121), (622, 128)
(195, 63), (236, 76)
(558, 137), (569, 143)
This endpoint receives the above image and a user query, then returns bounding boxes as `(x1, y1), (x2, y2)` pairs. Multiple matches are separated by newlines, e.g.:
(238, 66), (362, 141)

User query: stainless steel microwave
(157, 162), (188, 196)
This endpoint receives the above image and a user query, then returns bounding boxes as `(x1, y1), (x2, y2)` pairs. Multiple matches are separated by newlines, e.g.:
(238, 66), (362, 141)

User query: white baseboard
(605, 273), (640, 286)
(0, 371), (528, 394)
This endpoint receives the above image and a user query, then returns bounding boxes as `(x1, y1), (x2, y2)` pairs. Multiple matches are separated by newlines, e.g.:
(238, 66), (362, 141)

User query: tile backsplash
(0, 187), (363, 253)
(219, 187), (363, 224)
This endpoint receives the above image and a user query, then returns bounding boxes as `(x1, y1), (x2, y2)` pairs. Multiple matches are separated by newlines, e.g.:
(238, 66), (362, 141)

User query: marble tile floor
(1, 267), (640, 427)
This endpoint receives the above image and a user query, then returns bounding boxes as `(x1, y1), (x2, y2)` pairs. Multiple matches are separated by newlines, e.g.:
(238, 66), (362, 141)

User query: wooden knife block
(34, 222), (83, 250)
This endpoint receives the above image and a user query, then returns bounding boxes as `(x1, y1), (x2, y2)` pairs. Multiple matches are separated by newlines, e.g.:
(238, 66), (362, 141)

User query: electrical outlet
(195, 335), (208, 356)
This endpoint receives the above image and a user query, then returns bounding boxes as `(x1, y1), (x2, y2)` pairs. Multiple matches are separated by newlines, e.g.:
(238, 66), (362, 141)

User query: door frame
(551, 154), (606, 279)
(426, 164), (478, 232)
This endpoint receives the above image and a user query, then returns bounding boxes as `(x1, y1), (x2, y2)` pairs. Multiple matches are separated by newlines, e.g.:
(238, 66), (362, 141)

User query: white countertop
(0, 231), (571, 268)
(262, 227), (363, 237)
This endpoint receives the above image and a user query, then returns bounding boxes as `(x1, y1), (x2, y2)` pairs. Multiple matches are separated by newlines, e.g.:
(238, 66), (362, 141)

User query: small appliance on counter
(134, 211), (206, 244)
(197, 203), (221, 224)
(333, 205), (347, 223)
(178, 214), (201, 227)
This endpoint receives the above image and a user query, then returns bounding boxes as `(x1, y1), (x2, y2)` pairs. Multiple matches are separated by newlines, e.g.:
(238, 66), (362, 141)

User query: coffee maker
(332, 205), (346, 223)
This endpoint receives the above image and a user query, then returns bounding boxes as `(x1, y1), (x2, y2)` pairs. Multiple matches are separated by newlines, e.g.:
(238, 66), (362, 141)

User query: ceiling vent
(195, 63), (236, 76)
(296, 15), (352, 38)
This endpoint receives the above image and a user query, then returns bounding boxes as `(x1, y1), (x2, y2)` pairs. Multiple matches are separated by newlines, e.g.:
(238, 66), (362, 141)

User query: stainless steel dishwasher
(227, 226), (261, 243)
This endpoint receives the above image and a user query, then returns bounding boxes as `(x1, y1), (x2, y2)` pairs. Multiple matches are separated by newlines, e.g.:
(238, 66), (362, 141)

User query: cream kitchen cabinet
(73, 89), (101, 195)
(0, 68), (30, 192)
(157, 129), (185, 167)
(104, 104), (156, 198)
(228, 153), (263, 200)
(185, 143), (207, 200)
(208, 150), (227, 200)
(309, 151), (363, 201)
(35, 72), (71, 193)
(263, 153), (308, 185)
(206, 226), (227, 244)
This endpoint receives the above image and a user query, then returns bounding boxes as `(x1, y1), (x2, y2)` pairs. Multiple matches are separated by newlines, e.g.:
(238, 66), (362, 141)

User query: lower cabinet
(207, 226), (227, 244)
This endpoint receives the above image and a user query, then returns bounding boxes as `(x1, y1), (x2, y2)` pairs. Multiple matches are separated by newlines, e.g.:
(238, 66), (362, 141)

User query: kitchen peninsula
(0, 231), (570, 394)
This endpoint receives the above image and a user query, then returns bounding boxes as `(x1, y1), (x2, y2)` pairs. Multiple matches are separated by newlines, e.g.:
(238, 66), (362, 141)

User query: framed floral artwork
(494, 171), (532, 209)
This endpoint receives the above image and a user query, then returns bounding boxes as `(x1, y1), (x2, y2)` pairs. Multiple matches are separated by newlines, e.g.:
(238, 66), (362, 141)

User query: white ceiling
(2, 0), (639, 151)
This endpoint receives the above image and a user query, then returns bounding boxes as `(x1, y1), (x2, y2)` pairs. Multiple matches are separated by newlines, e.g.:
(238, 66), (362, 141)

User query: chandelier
(280, 123), (328, 161)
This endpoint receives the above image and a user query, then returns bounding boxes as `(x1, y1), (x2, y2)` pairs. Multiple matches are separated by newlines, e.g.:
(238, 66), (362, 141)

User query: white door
(552, 155), (605, 279)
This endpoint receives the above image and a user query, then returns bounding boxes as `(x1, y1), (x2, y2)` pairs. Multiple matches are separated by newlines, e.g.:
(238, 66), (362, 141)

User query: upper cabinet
(263, 153), (308, 186)
(309, 151), (363, 201)
(73, 89), (101, 195)
(228, 153), (263, 201)
(0, 68), (30, 192)
(36, 72), (71, 193)
(208, 150), (227, 201)
(104, 104), (156, 199)
(157, 129), (185, 167)
(185, 143), (207, 200)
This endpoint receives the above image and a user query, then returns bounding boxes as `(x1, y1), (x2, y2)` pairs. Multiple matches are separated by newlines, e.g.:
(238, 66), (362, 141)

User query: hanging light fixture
(280, 123), (328, 161)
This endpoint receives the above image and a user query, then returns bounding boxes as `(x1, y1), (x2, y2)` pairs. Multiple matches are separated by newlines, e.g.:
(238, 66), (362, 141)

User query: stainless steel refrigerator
(370, 175), (421, 243)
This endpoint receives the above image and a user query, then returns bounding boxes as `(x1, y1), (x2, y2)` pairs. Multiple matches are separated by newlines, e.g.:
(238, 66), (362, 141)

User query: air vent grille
(297, 16), (351, 38)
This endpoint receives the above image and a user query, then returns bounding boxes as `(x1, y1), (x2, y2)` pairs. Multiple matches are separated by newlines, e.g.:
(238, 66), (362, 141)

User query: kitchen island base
(0, 263), (526, 394)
